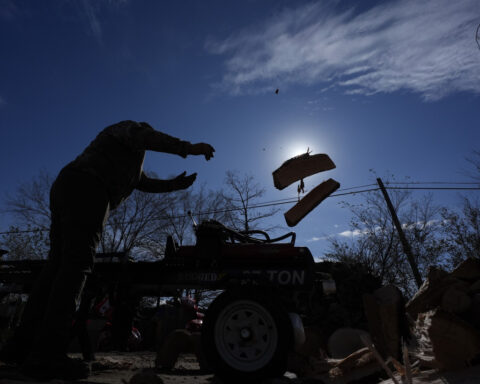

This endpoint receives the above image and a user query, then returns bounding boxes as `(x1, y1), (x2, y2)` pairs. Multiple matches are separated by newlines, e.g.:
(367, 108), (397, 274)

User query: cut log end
(273, 153), (336, 190)
(284, 178), (340, 227)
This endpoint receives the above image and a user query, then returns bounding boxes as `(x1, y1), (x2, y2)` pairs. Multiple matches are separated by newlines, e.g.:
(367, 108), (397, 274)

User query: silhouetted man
(1, 120), (214, 380)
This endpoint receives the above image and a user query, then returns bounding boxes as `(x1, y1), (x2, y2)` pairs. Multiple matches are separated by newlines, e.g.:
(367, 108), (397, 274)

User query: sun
(286, 143), (311, 159)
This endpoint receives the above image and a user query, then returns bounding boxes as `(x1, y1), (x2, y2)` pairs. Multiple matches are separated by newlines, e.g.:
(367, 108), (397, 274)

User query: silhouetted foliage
(326, 178), (447, 297)
(1, 170), (278, 261)
(440, 197), (480, 267)
(0, 226), (48, 260)
(222, 170), (280, 233)
(1, 170), (52, 259)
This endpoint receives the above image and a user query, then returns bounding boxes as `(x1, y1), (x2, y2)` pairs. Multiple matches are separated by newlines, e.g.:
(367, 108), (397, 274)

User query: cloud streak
(81, 0), (103, 44)
(0, 0), (24, 21)
(309, 218), (439, 242)
(79, 0), (128, 44)
(206, 0), (480, 100)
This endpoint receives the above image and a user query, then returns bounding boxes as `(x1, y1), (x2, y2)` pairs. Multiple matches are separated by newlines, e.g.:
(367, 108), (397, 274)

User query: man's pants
(14, 168), (109, 357)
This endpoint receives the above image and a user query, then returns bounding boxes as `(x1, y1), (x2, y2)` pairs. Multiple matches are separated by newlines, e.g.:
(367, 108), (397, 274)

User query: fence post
(376, 178), (423, 288)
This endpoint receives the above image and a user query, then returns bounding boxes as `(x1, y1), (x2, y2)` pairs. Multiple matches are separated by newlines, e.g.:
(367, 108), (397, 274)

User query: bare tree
(99, 189), (171, 259)
(326, 183), (446, 297)
(466, 150), (480, 181)
(3, 169), (52, 231)
(222, 171), (280, 233)
(439, 150), (480, 266)
(0, 226), (48, 260)
(1, 170), (52, 259)
(1, 170), (173, 260)
(2, 170), (282, 261)
(440, 197), (480, 266)
(149, 185), (226, 247)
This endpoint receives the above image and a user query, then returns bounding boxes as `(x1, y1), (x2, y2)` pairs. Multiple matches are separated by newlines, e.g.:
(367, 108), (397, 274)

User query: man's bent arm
(136, 172), (196, 193)
(140, 122), (215, 160)
(142, 125), (190, 158)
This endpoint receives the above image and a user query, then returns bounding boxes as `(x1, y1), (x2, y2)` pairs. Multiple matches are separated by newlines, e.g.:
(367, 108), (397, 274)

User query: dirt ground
(0, 352), (303, 384)
(0, 352), (216, 384)
(2, 352), (480, 384)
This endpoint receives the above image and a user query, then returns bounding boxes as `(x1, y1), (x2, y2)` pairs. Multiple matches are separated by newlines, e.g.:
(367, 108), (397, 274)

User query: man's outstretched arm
(136, 171), (197, 193)
(140, 122), (215, 160)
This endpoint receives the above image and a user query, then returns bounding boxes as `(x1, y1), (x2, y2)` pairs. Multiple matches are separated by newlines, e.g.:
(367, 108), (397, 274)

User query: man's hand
(171, 171), (197, 190)
(190, 143), (215, 160)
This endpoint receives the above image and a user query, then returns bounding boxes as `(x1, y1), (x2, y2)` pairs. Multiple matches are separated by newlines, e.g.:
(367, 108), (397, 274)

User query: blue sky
(1, 0), (479, 257)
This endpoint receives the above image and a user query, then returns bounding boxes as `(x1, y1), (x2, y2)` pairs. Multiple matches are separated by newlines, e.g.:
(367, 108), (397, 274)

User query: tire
(202, 289), (292, 381)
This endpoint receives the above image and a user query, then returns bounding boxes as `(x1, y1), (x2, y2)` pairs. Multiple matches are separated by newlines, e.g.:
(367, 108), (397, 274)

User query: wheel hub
(240, 327), (252, 340)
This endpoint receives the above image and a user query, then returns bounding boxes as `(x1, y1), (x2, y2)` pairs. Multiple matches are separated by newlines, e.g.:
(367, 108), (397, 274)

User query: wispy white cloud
(81, 0), (103, 44)
(335, 218), (440, 239)
(307, 236), (328, 242)
(401, 219), (439, 230)
(206, 0), (480, 100)
(0, 0), (24, 21)
(79, 0), (128, 44)
(338, 229), (366, 237)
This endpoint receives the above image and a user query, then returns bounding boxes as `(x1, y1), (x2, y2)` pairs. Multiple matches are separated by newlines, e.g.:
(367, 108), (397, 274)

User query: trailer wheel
(202, 290), (291, 381)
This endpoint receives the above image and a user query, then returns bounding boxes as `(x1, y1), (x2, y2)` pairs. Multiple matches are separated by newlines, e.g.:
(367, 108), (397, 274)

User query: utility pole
(376, 178), (423, 288)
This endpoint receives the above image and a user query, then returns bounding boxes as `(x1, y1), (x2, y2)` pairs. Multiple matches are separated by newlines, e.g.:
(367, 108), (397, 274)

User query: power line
(386, 187), (480, 191)
(476, 23), (480, 50)
(1, 183), (478, 236)
(0, 228), (47, 235)
(384, 181), (480, 185)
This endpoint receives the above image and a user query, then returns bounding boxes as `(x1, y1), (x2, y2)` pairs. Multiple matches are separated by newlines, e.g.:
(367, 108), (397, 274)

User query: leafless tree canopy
(1, 170), (53, 259)
(326, 181), (447, 297)
(99, 189), (170, 259)
(222, 170), (280, 233)
(4, 169), (53, 231)
(441, 196), (480, 267)
(3, 156), (479, 298)
(0, 169), (280, 261)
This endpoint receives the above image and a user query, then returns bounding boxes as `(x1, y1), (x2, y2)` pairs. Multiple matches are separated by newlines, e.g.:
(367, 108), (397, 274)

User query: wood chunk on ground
(415, 309), (480, 371)
(379, 365), (480, 384)
(322, 348), (380, 384)
(440, 285), (471, 313)
(327, 328), (370, 359)
(406, 266), (465, 320)
(155, 329), (206, 371)
(363, 285), (404, 359)
(272, 153), (336, 190)
(289, 348), (381, 384)
(450, 258), (480, 281)
(125, 370), (164, 384)
(469, 279), (480, 293)
(284, 178), (340, 227)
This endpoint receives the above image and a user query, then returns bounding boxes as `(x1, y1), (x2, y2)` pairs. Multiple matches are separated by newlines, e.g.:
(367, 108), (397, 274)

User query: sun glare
(273, 124), (333, 167)
(287, 144), (311, 158)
